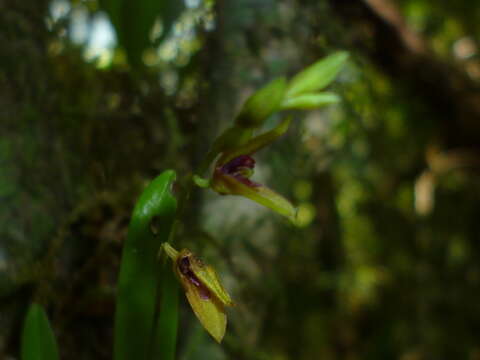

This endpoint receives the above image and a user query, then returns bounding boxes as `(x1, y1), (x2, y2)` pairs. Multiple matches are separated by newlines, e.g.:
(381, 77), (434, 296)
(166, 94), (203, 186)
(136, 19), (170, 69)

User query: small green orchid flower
(198, 51), (349, 222)
(162, 243), (233, 343)
(210, 117), (298, 222)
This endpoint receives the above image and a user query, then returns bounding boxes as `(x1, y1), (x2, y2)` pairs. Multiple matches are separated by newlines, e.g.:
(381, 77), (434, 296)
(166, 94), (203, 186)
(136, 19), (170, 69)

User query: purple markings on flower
(221, 155), (255, 174)
(179, 256), (190, 275)
(219, 155), (260, 187)
(178, 255), (211, 300)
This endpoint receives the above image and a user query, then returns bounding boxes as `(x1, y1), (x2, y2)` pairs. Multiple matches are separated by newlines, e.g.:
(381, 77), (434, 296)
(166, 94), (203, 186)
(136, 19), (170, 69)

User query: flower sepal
(211, 154), (297, 222)
(161, 243), (233, 343)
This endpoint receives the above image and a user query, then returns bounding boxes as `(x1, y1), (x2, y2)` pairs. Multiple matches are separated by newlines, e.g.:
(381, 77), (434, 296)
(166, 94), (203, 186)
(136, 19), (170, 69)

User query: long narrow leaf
(150, 263), (179, 360)
(114, 170), (178, 360)
(21, 303), (59, 360)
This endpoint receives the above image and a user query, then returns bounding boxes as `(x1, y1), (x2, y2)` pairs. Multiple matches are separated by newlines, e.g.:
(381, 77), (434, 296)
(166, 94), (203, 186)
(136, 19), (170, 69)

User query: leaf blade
(281, 92), (340, 110)
(286, 51), (349, 98)
(114, 170), (178, 360)
(150, 263), (179, 360)
(21, 303), (59, 360)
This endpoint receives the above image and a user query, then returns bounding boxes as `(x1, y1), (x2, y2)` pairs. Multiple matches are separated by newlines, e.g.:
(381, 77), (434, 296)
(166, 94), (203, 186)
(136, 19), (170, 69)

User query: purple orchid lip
(219, 155), (260, 187)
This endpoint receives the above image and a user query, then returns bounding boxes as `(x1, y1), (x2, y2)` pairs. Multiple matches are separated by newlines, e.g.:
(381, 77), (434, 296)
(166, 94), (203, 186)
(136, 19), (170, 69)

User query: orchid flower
(162, 243), (234, 343)
(210, 117), (298, 222)
(172, 51), (348, 343)
(195, 51), (349, 223)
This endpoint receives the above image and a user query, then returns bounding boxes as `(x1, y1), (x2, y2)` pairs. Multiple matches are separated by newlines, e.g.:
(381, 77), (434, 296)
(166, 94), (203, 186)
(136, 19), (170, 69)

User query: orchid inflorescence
(166, 51), (348, 342)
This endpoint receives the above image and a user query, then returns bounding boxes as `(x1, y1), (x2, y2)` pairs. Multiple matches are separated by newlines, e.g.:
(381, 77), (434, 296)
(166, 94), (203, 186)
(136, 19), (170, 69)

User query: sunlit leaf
(286, 51), (348, 98)
(281, 92), (340, 110)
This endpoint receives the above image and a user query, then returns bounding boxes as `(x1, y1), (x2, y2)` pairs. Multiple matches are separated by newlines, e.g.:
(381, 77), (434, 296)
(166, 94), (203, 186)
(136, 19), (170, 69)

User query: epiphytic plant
(20, 51), (348, 360)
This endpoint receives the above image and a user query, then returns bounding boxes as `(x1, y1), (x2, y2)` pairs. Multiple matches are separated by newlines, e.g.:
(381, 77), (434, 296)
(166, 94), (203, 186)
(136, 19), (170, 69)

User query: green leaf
(236, 78), (287, 128)
(286, 51), (349, 98)
(99, 0), (185, 67)
(21, 303), (60, 360)
(114, 170), (178, 360)
(281, 92), (340, 110)
(151, 263), (179, 360)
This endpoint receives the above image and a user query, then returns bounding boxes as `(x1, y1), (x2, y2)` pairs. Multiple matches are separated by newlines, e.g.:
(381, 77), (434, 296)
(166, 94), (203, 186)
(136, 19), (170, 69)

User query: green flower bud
(286, 51), (348, 98)
(235, 77), (287, 129)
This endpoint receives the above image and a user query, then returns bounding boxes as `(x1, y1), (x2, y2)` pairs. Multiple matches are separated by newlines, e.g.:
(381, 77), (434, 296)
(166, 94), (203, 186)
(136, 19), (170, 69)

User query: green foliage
(114, 170), (178, 360)
(99, 0), (185, 67)
(152, 265), (179, 360)
(21, 304), (59, 360)
(286, 51), (349, 98)
(281, 92), (340, 110)
(6, 0), (480, 358)
(235, 78), (287, 128)
(205, 52), (348, 177)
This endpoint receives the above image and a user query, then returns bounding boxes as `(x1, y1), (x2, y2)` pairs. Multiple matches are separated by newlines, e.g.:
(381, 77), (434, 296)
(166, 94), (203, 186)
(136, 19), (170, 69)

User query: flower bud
(235, 78), (287, 129)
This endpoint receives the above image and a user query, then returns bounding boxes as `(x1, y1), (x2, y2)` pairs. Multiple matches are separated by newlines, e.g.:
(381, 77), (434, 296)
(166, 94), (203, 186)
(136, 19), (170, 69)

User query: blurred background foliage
(1, 0), (480, 359)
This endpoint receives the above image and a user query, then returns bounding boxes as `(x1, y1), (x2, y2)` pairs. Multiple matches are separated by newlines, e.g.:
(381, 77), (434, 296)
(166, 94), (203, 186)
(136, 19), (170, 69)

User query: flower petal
(161, 245), (234, 343)
(212, 170), (297, 222)
(189, 260), (234, 307)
